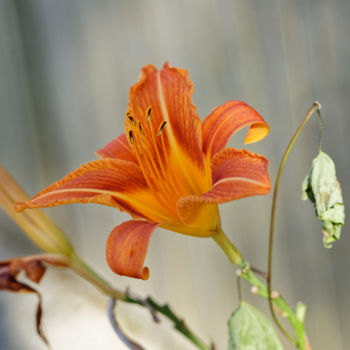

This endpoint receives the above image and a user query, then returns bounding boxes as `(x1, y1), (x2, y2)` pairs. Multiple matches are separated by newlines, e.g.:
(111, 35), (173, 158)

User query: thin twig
(143, 297), (212, 350)
(68, 257), (210, 350)
(267, 102), (322, 348)
(316, 106), (323, 153)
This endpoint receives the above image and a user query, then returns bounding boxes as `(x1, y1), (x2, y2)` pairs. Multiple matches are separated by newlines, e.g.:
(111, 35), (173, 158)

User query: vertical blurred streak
(0, 0), (43, 346)
(12, 0), (83, 237)
(0, 2), (38, 182)
(0, 300), (10, 349)
(13, 0), (50, 180)
(0, 1), (48, 347)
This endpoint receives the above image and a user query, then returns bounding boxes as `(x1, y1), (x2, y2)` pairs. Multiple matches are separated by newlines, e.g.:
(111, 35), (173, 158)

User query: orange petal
(202, 101), (269, 160)
(95, 133), (137, 163)
(106, 220), (158, 279)
(209, 148), (271, 200)
(125, 63), (210, 199)
(128, 63), (204, 168)
(177, 148), (270, 224)
(14, 159), (165, 221)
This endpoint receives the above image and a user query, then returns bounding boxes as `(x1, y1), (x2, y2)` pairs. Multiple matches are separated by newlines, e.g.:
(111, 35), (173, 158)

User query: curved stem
(317, 107), (323, 153)
(268, 102), (322, 348)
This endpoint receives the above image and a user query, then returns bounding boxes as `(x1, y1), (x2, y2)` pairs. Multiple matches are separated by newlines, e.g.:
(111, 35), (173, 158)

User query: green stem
(125, 295), (212, 350)
(267, 102), (322, 348)
(212, 229), (242, 264)
(239, 262), (304, 347)
(213, 230), (308, 349)
(69, 253), (125, 300)
(67, 253), (211, 350)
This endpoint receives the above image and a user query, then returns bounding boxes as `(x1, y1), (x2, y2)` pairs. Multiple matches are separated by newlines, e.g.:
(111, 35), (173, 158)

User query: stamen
(157, 121), (167, 136)
(138, 122), (145, 135)
(128, 130), (134, 144)
(146, 106), (152, 122)
(126, 112), (136, 126)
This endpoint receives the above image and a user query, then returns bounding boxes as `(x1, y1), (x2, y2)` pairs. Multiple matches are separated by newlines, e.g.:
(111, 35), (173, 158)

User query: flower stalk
(212, 229), (242, 265)
(68, 254), (125, 300)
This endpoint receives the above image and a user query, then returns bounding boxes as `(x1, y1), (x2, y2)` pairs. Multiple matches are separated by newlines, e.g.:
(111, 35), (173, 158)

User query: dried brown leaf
(0, 254), (70, 346)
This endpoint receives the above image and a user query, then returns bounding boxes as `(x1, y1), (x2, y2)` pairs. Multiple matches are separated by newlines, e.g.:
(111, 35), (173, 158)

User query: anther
(138, 122), (144, 135)
(157, 121), (167, 136)
(126, 112), (136, 126)
(128, 130), (134, 144)
(146, 106), (152, 122)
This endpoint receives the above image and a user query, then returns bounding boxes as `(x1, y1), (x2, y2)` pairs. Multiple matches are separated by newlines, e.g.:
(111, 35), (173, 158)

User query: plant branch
(238, 262), (301, 347)
(68, 254), (211, 350)
(267, 102), (322, 348)
(213, 229), (309, 349)
(124, 293), (212, 350)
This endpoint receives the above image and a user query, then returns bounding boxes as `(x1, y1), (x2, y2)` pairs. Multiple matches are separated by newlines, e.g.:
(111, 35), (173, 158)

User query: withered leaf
(302, 151), (345, 248)
(0, 254), (69, 345)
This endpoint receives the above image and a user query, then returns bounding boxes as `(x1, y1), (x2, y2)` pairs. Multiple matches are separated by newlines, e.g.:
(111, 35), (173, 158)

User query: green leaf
(302, 151), (345, 248)
(228, 302), (283, 350)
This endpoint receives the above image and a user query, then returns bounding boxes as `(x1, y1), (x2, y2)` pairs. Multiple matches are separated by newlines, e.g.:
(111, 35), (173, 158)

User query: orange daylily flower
(15, 63), (271, 280)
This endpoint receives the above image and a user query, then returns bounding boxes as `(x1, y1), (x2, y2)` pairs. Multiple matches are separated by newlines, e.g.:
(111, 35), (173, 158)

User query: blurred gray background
(0, 0), (349, 349)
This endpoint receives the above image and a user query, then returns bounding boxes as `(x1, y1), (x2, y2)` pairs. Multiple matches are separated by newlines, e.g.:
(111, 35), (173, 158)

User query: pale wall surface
(0, 0), (349, 349)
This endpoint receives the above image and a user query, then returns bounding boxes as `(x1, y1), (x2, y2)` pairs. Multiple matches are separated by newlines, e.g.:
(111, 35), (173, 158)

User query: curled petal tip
(244, 122), (270, 145)
(106, 220), (157, 280)
(203, 101), (269, 159)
